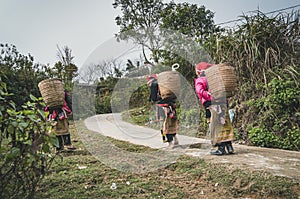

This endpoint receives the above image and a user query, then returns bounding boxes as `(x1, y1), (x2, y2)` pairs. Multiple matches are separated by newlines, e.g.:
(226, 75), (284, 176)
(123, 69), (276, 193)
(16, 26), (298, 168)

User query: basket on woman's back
(157, 70), (181, 100)
(205, 63), (238, 99)
(38, 78), (65, 109)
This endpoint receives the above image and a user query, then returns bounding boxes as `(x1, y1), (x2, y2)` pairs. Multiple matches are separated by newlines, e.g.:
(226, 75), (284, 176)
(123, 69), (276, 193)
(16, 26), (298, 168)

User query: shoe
(174, 135), (179, 145)
(210, 150), (226, 155)
(65, 145), (76, 150)
(168, 142), (174, 149)
(225, 142), (234, 154)
(56, 147), (64, 152)
(210, 144), (226, 155)
(162, 135), (167, 143)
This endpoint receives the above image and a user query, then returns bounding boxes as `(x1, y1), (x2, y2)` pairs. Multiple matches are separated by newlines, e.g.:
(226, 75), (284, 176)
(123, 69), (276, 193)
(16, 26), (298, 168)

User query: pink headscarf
(196, 62), (213, 74)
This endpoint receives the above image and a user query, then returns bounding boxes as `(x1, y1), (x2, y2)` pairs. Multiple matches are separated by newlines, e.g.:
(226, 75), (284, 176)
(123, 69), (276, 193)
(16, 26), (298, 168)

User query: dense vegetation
(0, 79), (58, 198)
(0, 44), (78, 198)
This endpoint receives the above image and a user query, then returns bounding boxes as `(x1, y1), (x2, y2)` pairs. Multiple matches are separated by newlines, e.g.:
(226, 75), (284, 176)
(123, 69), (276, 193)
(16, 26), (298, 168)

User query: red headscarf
(146, 74), (157, 85)
(196, 62), (213, 71)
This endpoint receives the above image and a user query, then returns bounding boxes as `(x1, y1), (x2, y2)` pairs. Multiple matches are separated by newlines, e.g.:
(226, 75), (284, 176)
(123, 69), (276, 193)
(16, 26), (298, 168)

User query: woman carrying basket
(44, 91), (76, 151)
(146, 74), (165, 124)
(157, 98), (179, 148)
(194, 62), (234, 155)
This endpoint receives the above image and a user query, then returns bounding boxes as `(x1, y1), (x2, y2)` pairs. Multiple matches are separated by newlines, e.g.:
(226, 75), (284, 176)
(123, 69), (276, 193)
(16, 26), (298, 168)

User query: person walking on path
(157, 99), (179, 148)
(208, 101), (235, 155)
(194, 62), (234, 155)
(146, 74), (165, 124)
(45, 91), (76, 151)
(194, 62), (213, 124)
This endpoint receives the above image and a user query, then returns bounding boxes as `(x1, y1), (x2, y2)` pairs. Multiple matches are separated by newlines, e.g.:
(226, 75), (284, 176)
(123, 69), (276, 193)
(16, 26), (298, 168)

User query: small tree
(113, 0), (165, 63)
(0, 78), (58, 198)
(113, 1), (220, 80)
(0, 44), (48, 109)
(56, 45), (78, 91)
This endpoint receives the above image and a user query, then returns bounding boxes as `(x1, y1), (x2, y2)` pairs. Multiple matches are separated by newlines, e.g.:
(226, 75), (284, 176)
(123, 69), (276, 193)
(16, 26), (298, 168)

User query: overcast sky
(0, 0), (299, 68)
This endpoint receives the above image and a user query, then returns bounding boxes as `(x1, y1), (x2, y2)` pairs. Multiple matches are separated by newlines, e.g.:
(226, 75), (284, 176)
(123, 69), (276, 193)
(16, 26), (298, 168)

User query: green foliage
(113, 0), (219, 71)
(160, 2), (220, 41)
(113, 0), (164, 34)
(0, 43), (78, 112)
(0, 78), (57, 199)
(206, 10), (300, 97)
(96, 95), (112, 114)
(247, 76), (299, 150)
(249, 127), (281, 148)
(95, 77), (119, 114)
(157, 3), (221, 81)
(283, 128), (300, 150)
(55, 45), (78, 91)
(129, 84), (149, 108)
(266, 78), (299, 110)
(249, 127), (300, 151)
(0, 44), (48, 109)
(113, 0), (164, 62)
(122, 106), (150, 126)
(178, 108), (198, 125)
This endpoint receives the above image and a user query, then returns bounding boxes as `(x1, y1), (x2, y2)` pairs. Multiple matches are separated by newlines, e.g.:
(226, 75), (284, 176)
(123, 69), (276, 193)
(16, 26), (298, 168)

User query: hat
(146, 74), (157, 85)
(196, 62), (213, 71)
(150, 74), (157, 79)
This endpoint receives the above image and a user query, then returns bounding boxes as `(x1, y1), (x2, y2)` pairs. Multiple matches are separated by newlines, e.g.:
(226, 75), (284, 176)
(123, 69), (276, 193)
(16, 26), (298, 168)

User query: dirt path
(84, 113), (300, 181)
(188, 144), (300, 180)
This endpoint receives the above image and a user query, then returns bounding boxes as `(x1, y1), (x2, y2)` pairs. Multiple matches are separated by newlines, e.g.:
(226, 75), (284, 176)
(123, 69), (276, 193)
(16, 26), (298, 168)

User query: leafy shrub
(0, 44), (49, 109)
(96, 95), (112, 114)
(282, 128), (300, 151)
(249, 127), (281, 148)
(247, 76), (299, 150)
(249, 126), (300, 151)
(0, 78), (58, 199)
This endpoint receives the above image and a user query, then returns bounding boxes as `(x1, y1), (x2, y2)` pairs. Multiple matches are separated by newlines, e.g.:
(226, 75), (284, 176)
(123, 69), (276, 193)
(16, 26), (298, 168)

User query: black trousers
(203, 100), (212, 119)
(56, 134), (71, 150)
(166, 134), (176, 142)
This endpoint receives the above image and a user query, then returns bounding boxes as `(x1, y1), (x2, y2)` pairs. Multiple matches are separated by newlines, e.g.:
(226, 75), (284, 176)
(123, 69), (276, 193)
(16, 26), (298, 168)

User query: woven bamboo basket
(38, 78), (64, 108)
(157, 71), (181, 100)
(205, 63), (237, 99)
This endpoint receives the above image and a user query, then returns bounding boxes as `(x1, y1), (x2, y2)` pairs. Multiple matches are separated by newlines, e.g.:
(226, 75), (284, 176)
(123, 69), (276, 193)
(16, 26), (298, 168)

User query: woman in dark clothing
(147, 74), (165, 122)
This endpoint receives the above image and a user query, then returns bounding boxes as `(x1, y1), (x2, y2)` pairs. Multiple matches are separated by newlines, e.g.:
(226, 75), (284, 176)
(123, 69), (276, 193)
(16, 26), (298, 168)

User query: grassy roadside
(34, 120), (300, 199)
